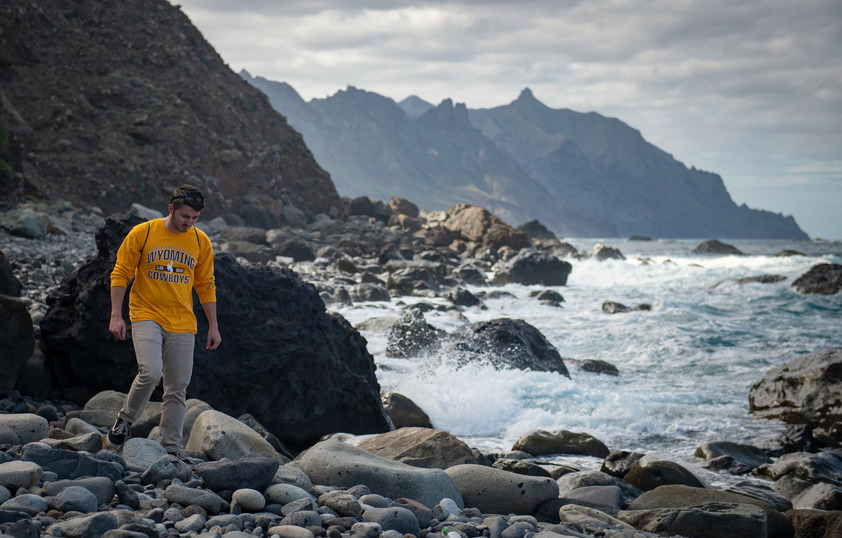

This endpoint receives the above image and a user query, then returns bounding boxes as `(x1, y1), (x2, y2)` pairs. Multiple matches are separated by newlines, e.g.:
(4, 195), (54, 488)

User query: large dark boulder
(792, 263), (842, 295)
(691, 239), (743, 255)
(0, 250), (23, 296)
(448, 318), (570, 377)
(0, 295), (34, 395)
(40, 213), (392, 448)
(749, 347), (842, 442)
(495, 252), (573, 286)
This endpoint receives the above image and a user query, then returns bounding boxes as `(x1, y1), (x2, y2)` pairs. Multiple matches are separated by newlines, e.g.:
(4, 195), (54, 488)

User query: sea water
(331, 239), (842, 486)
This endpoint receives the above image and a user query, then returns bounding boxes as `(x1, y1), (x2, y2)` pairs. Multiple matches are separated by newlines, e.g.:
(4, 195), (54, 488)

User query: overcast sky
(177, 0), (841, 240)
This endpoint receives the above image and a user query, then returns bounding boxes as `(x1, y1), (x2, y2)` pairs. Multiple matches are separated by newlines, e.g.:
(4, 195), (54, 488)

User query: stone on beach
(622, 456), (708, 492)
(619, 501), (768, 538)
(0, 413), (48, 444)
(494, 251), (572, 286)
(0, 295), (35, 395)
(121, 437), (168, 473)
(296, 439), (464, 509)
(185, 409), (286, 463)
(445, 464), (559, 515)
(0, 460), (43, 490)
(164, 483), (226, 515)
(381, 392), (433, 429)
(21, 442), (123, 481)
(626, 484), (793, 538)
(513, 429), (610, 458)
(357, 428), (483, 469)
(193, 452), (279, 492)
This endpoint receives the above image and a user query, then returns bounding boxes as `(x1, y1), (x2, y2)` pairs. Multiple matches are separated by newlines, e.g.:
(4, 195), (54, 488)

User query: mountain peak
(417, 98), (475, 131)
(518, 87), (536, 101)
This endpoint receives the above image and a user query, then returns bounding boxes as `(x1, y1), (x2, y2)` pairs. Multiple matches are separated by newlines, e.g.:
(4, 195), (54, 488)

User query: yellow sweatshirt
(111, 218), (216, 334)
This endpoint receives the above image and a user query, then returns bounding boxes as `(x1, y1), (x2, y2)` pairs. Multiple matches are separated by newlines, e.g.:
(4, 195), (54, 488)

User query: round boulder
(512, 429), (609, 458)
(445, 464), (559, 515)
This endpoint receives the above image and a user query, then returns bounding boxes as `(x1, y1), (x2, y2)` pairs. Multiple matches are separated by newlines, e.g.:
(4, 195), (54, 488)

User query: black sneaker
(103, 417), (132, 451)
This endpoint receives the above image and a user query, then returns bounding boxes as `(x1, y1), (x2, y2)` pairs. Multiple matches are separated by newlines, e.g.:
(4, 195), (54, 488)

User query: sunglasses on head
(171, 192), (204, 204)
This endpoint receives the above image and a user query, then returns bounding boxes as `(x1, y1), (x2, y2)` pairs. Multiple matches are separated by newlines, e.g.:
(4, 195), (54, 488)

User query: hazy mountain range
(242, 71), (807, 239)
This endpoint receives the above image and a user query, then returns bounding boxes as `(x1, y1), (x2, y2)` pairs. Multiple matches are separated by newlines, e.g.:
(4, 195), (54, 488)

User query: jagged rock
(565, 358), (619, 376)
(589, 244), (625, 261)
(494, 252), (572, 286)
(446, 287), (482, 307)
(386, 261), (446, 295)
(193, 452), (279, 493)
(349, 197), (393, 221)
(512, 430), (610, 458)
(385, 310), (444, 358)
(357, 428), (483, 469)
(444, 204), (530, 251)
(517, 220), (556, 241)
(791, 263), (842, 295)
(274, 239), (316, 262)
(692, 239), (743, 254)
(601, 450), (645, 479)
(749, 347), (842, 442)
(389, 196), (419, 218)
(736, 274), (787, 285)
(40, 214), (391, 448)
(448, 318), (570, 376)
(754, 450), (842, 487)
(382, 393), (433, 429)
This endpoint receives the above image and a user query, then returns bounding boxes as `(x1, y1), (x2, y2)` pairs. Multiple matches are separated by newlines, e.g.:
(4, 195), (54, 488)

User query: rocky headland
(2, 198), (841, 538)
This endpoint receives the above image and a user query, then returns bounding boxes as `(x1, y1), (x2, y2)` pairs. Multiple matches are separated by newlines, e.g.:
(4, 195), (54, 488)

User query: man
(105, 184), (221, 464)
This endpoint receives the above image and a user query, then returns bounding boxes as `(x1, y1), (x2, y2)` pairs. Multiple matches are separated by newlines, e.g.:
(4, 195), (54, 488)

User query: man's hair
(170, 184), (205, 211)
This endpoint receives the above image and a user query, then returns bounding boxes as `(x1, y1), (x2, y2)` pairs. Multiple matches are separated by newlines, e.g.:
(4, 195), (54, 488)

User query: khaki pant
(118, 320), (195, 451)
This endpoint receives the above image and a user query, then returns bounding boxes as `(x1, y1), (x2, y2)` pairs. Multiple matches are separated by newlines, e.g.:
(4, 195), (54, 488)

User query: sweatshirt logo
(146, 246), (193, 284)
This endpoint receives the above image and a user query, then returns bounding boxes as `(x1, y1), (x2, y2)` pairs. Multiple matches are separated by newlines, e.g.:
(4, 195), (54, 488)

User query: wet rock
(517, 220), (556, 241)
(754, 450), (842, 487)
(494, 252), (572, 286)
(601, 301), (651, 314)
(791, 263), (842, 295)
(589, 244), (624, 261)
(692, 239), (743, 255)
(448, 318), (570, 376)
(385, 310), (444, 358)
(749, 347), (842, 442)
(381, 393), (433, 429)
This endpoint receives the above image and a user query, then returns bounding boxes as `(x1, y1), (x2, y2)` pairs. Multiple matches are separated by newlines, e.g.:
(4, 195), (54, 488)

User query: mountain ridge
(245, 74), (806, 239)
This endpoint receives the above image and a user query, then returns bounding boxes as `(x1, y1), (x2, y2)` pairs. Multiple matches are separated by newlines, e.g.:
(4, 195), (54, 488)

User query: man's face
(169, 204), (201, 233)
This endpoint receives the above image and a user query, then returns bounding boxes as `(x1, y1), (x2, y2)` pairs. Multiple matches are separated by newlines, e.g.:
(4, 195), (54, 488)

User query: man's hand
(206, 327), (221, 350)
(110, 316), (127, 340)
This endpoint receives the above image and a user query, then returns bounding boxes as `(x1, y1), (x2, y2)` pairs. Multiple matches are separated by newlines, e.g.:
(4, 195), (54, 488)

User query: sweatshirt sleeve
(110, 224), (144, 288)
(193, 231), (217, 304)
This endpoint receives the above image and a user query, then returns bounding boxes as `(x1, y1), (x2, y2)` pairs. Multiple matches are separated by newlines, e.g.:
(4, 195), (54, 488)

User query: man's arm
(109, 285), (128, 340)
(201, 301), (221, 350)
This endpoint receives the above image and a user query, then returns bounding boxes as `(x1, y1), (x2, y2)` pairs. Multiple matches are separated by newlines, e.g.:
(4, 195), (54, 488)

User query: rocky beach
(2, 199), (842, 538)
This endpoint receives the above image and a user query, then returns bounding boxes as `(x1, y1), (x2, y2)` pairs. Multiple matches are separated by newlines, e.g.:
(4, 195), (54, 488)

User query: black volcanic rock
(40, 214), (391, 447)
(1, 0), (340, 222)
(449, 318), (570, 377)
(792, 263), (842, 295)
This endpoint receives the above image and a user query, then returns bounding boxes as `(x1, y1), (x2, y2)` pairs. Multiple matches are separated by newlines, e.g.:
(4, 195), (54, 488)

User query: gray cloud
(179, 0), (842, 238)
